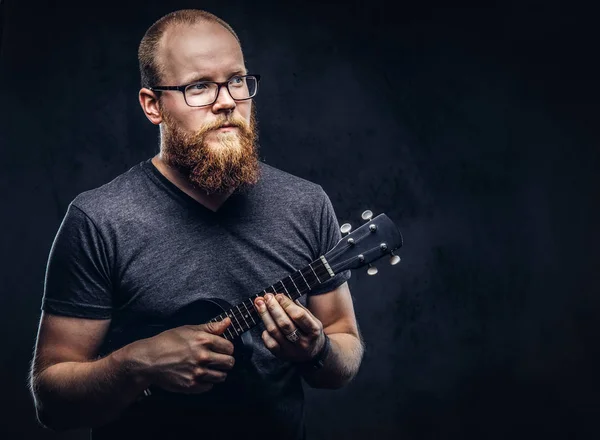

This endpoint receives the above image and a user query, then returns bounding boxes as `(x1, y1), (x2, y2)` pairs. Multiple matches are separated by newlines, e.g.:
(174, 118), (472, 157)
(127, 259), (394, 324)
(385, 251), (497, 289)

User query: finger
(203, 352), (236, 371)
(276, 294), (321, 337)
(261, 329), (281, 356)
(264, 293), (300, 336)
(199, 317), (232, 335)
(194, 367), (228, 384)
(294, 299), (314, 315)
(204, 333), (235, 356)
(294, 299), (307, 309)
(254, 296), (287, 344)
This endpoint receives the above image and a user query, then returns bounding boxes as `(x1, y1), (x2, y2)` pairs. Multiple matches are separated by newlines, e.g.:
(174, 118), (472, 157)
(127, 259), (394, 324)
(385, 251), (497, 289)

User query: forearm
(31, 343), (150, 431)
(300, 332), (364, 389)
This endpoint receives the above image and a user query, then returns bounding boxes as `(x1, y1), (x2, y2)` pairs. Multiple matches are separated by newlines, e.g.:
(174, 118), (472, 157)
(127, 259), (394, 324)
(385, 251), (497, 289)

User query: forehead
(158, 21), (245, 83)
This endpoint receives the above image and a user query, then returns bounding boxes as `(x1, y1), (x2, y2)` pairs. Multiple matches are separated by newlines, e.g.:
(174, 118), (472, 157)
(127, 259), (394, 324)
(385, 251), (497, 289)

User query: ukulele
(95, 210), (402, 435)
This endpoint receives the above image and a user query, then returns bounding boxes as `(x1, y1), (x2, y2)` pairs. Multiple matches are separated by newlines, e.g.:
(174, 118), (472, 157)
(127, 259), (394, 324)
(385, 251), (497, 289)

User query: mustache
(203, 117), (248, 133)
(161, 111), (249, 137)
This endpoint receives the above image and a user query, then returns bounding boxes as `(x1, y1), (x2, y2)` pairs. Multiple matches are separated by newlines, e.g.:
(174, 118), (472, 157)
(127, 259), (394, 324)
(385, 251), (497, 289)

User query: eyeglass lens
(184, 76), (258, 107)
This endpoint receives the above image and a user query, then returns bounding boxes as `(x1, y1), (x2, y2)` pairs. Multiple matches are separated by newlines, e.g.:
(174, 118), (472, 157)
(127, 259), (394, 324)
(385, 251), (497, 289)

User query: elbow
(30, 369), (79, 432)
(34, 405), (72, 432)
(31, 387), (77, 432)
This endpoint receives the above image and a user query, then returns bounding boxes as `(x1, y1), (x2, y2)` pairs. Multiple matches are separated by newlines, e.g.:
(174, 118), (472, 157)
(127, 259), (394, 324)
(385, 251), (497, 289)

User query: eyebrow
(183, 69), (247, 84)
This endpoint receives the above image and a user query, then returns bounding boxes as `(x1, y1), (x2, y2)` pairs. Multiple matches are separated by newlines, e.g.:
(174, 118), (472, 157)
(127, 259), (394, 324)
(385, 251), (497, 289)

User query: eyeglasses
(149, 74), (261, 107)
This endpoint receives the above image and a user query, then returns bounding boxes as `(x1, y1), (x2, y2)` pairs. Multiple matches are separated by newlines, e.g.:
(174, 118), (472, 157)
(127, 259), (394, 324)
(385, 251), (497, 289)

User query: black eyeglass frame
(149, 74), (261, 107)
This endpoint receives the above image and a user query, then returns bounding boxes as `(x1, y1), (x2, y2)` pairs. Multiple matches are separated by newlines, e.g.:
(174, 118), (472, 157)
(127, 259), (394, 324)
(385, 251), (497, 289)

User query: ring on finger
(285, 328), (301, 343)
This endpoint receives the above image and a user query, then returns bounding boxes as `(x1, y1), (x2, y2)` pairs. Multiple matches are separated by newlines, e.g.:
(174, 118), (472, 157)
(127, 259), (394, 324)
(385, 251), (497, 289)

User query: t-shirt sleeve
(41, 203), (113, 319)
(307, 188), (351, 296)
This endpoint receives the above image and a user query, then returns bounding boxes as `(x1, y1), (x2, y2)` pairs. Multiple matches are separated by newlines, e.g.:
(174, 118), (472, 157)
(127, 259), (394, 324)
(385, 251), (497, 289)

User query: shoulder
(69, 160), (148, 223)
(258, 161), (327, 201)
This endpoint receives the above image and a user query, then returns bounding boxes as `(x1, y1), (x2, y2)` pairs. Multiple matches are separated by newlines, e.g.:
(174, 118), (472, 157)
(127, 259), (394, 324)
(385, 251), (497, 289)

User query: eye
(191, 82), (208, 90)
(229, 76), (246, 88)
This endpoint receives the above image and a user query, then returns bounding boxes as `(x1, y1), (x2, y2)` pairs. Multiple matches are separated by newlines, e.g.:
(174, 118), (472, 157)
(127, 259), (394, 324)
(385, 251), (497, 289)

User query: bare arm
(29, 312), (234, 431)
(302, 282), (364, 389)
(29, 313), (151, 430)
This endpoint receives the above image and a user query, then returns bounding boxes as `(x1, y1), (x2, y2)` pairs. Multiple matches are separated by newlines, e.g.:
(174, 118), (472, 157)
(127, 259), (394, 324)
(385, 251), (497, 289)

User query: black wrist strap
(298, 334), (331, 372)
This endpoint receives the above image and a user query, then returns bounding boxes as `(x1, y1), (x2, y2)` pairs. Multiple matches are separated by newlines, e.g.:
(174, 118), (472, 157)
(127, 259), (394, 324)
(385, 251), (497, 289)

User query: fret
(298, 268), (311, 290)
(281, 277), (297, 300)
(206, 259), (332, 342)
(309, 262), (322, 283)
(236, 304), (249, 330)
(229, 310), (244, 334)
(225, 312), (240, 337)
(277, 280), (291, 297)
(242, 301), (257, 325)
(223, 310), (236, 339)
(288, 275), (300, 295)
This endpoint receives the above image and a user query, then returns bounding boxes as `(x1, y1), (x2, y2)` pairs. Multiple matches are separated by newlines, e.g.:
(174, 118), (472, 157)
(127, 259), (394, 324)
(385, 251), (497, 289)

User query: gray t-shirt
(41, 158), (350, 439)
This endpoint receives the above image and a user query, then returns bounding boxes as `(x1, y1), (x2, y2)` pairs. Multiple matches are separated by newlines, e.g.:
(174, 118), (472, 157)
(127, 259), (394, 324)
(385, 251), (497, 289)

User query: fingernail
(276, 294), (284, 302)
(264, 293), (273, 302)
(256, 299), (265, 310)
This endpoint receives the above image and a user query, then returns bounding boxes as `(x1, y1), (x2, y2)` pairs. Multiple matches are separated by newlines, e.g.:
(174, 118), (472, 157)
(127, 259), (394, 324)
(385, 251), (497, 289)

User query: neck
(151, 154), (235, 212)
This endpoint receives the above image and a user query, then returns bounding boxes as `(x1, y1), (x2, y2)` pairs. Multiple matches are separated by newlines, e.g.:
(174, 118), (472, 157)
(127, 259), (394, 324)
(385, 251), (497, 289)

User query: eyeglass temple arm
(149, 85), (186, 92)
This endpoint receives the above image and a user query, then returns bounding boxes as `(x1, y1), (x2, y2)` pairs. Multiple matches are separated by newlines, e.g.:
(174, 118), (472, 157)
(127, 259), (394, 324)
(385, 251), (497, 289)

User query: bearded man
(29, 9), (364, 440)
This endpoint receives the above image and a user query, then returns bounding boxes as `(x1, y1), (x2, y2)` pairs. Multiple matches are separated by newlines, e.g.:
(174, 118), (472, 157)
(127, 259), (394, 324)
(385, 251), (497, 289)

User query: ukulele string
(211, 227), (383, 334)
(209, 263), (332, 335)
(213, 226), (391, 340)
(214, 231), (370, 331)
(218, 233), (381, 333)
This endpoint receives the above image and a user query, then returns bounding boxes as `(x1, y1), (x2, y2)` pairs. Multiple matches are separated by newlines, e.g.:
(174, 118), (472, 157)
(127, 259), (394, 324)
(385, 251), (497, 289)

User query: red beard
(160, 106), (260, 194)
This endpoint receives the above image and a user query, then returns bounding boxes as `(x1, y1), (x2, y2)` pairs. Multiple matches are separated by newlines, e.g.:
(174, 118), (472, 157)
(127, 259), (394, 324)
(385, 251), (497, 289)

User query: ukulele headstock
(325, 210), (403, 275)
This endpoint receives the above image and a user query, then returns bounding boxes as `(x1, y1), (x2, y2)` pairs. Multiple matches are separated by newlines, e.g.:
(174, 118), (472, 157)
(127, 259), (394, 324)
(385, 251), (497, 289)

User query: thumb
(198, 317), (232, 335)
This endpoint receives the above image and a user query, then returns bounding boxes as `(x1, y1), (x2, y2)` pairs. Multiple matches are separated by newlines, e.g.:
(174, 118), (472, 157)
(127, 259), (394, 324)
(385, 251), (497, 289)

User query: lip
(217, 126), (237, 130)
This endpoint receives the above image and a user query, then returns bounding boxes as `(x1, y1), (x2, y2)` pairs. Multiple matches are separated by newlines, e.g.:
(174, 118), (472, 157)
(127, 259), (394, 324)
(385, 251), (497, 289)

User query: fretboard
(208, 256), (335, 340)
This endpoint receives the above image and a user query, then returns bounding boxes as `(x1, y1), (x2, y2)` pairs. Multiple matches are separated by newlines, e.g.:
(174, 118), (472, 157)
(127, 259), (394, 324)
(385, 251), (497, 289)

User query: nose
(212, 84), (236, 113)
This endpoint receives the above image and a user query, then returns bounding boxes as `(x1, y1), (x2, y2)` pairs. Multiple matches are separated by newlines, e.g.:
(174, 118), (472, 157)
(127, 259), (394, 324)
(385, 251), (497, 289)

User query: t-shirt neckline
(140, 157), (239, 216)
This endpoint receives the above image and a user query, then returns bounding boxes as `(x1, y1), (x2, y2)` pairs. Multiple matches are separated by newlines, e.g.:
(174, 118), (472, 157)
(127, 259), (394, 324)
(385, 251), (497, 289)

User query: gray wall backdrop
(1, 0), (599, 438)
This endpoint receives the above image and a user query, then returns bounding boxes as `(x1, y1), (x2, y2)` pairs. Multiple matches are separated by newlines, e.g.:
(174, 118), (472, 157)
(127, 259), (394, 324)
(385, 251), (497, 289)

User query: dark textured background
(1, 0), (599, 438)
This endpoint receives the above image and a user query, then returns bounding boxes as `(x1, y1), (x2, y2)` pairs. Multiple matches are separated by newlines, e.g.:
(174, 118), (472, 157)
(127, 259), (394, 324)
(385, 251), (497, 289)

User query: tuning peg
(367, 264), (378, 275)
(340, 223), (352, 235)
(361, 210), (373, 221)
(390, 251), (401, 265)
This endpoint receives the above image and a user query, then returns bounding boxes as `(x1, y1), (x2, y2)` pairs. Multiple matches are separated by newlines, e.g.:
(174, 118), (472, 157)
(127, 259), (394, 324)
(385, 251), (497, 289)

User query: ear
(139, 88), (162, 125)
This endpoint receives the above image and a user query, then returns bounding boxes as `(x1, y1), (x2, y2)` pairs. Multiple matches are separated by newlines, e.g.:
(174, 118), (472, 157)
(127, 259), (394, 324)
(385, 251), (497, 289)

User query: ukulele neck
(210, 256), (335, 340)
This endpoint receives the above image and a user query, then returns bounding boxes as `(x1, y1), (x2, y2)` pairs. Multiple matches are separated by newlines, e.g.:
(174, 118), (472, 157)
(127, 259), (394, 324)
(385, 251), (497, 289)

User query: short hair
(138, 9), (241, 89)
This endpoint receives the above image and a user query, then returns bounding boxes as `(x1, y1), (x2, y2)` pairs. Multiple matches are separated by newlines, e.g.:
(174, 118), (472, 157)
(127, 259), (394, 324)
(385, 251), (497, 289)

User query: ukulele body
(94, 298), (260, 438)
(90, 212), (403, 438)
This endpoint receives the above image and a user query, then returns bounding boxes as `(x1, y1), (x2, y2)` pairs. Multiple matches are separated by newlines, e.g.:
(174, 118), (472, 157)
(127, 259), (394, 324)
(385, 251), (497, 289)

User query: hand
(130, 318), (235, 394)
(253, 293), (325, 363)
